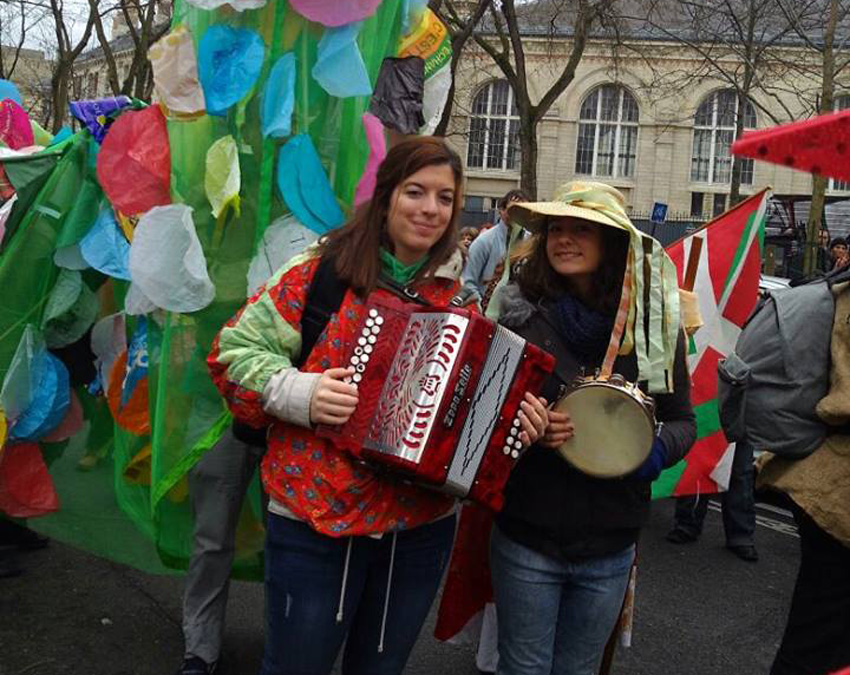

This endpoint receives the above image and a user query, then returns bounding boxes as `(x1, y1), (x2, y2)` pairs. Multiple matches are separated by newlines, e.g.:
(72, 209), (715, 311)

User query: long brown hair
(318, 137), (464, 295)
(517, 219), (629, 315)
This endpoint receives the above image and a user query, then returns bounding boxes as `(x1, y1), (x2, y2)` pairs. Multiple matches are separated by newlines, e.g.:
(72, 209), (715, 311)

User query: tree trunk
(51, 63), (70, 134)
(519, 118), (538, 199)
(804, 0), (838, 276)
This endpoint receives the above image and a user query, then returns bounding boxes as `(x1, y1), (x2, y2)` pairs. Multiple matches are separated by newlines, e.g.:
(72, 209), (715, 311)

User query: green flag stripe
(652, 458), (687, 499)
(722, 208), (764, 295)
(694, 399), (721, 438)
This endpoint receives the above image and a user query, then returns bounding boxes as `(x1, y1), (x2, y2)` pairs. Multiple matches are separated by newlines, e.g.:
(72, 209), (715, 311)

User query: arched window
(466, 80), (520, 171)
(691, 90), (756, 185)
(575, 84), (639, 179)
(831, 95), (850, 190)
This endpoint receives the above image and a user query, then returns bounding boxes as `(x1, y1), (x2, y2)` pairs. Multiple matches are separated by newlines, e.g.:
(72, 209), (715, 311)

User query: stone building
(1, 45), (53, 120)
(442, 13), (848, 237)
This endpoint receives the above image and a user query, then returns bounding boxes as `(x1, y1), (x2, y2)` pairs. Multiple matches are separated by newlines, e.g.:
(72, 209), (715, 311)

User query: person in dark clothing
(491, 181), (696, 675)
(666, 441), (758, 561)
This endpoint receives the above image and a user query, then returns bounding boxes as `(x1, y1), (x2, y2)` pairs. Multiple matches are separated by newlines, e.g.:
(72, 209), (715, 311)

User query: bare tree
(429, 0), (493, 137)
(777, 0), (850, 274)
(48, 0), (96, 131)
(629, 0), (816, 205)
(86, 0), (170, 100)
(441, 0), (620, 198)
(0, 0), (32, 80)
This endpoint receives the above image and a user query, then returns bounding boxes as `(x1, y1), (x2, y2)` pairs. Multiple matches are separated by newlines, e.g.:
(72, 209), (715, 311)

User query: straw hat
(507, 180), (631, 233)
(505, 179), (682, 395)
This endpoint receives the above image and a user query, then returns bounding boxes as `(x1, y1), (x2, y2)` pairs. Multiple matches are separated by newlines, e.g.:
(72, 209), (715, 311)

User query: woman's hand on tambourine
(518, 393), (549, 446)
(538, 409), (575, 449)
(310, 367), (359, 425)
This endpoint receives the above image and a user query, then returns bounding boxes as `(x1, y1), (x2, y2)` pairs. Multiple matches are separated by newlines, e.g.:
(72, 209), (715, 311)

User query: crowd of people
(4, 135), (848, 675)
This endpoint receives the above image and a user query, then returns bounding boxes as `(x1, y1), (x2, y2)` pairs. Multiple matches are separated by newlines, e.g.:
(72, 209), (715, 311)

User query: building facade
(445, 35), (845, 232)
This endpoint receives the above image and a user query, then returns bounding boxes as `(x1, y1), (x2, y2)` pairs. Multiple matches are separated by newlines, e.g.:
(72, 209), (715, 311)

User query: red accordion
(319, 294), (555, 511)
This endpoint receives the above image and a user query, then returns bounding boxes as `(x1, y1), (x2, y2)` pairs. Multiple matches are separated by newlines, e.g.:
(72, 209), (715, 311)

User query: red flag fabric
(731, 109), (850, 183)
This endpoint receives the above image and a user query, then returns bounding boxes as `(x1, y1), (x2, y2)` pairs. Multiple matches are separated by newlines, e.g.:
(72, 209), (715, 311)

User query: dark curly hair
(517, 219), (630, 315)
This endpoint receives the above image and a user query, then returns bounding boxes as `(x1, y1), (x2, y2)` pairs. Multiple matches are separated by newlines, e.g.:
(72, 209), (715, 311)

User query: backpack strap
(294, 255), (349, 367)
(232, 255), (348, 447)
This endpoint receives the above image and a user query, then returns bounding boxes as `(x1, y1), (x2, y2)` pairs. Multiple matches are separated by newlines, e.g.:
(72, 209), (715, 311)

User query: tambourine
(552, 374), (656, 478)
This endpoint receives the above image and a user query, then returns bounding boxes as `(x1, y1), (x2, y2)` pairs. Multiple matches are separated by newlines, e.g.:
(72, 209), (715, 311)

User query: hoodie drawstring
(336, 538), (354, 623)
(377, 531), (398, 653)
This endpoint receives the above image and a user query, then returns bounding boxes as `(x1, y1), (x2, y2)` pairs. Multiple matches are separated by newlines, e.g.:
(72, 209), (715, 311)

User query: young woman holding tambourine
(491, 181), (696, 675)
(207, 137), (550, 675)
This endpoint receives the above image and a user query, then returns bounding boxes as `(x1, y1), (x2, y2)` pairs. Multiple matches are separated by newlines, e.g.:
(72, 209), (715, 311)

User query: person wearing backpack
(207, 137), (550, 675)
(756, 279), (850, 675)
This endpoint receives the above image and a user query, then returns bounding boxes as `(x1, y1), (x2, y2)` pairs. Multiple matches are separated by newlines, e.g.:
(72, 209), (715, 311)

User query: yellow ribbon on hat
(552, 182), (681, 393)
(0, 405), (7, 458)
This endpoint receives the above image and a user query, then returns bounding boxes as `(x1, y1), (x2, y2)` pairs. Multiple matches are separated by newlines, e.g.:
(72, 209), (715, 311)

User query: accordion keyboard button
(369, 309), (379, 318)
(358, 337), (367, 346)
(351, 356), (360, 366)
(511, 449), (520, 459)
(360, 353), (370, 363)
(354, 346), (364, 356)
(364, 345), (374, 354)
(367, 335), (377, 345)
(356, 363), (366, 373)
(503, 445), (511, 455)
(353, 373), (363, 383)
(366, 318), (375, 328)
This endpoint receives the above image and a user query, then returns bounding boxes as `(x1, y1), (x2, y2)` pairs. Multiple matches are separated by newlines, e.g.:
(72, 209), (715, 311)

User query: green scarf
(379, 248), (428, 286)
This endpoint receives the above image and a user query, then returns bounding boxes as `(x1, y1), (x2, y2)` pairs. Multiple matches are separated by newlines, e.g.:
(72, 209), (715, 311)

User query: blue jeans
(260, 512), (456, 675)
(490, 525), (634, 675)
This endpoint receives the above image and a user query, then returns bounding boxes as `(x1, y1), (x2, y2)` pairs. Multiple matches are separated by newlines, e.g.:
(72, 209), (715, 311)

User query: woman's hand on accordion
(518, 393), (550, 447)
(537, 409), (575, 450)
(310, 367), (360, 426)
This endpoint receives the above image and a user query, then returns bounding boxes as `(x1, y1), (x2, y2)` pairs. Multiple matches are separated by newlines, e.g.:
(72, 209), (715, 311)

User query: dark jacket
(496, 284), (696, 561)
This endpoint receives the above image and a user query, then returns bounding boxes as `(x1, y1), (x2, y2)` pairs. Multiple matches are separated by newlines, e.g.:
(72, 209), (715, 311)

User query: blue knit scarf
(550, 293), (614, 366)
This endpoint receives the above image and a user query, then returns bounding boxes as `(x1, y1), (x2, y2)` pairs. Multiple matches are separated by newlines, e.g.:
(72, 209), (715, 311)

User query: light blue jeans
(490, 525), (635, 675)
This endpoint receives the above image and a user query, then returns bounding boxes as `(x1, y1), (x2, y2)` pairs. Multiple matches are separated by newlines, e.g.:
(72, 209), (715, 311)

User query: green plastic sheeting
(0, 0), (408, 577)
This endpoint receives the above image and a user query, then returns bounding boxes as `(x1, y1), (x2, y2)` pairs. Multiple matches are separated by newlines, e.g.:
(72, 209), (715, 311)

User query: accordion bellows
(319, 294), (555, 511)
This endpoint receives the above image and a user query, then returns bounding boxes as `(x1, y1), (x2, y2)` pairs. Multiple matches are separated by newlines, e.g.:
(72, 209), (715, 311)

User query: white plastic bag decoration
(90, 313), (127, 395)
(54, 244), (89, 271)
(124, 283), (159, 316)
(149, 25), (206, 117)
(246, 215), (319, 296)
(205, 135), (241, 218)
(129, 204), (216, 313)
(41, 269), (100, 349)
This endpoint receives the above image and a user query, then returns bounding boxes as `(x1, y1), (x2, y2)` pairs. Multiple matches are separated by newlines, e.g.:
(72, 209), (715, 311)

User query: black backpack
(231, 256), (348, 447)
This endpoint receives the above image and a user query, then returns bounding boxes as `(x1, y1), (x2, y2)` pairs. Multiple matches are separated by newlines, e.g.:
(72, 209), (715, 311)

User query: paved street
(2, 498), (799, 675)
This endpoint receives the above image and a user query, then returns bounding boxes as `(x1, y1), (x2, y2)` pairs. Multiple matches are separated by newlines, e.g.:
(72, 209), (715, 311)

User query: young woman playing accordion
(207, 137), (549, 675)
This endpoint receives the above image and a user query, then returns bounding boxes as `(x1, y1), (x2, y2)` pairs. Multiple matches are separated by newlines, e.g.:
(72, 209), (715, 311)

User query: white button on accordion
(319, 294), (555, 511)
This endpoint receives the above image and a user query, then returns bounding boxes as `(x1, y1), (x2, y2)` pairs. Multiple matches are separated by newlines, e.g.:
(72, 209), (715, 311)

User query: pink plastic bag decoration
(290, 0), (382, 27)
(0, 442), (59, 518)
(96, 105), (171, 216)
(354, 113), (386, 207)
(0, 100), (34, 150)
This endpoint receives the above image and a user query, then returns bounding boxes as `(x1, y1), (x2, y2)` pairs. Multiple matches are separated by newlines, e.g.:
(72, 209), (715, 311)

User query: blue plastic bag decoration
(276, 134), (344, 234)
(79, 206), (132, 281)
(312, 23), (372, 99)
(198, 25), (266, 117)
(261, 53), (296, 139)
(68, 97), (133, 143)
(0, 327), (71, 443)
(0, 79), (23, 106)
(121, 318), (148, 410)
